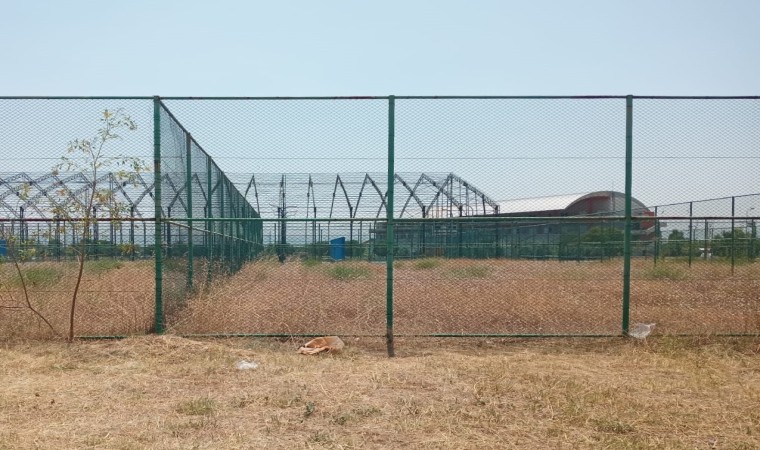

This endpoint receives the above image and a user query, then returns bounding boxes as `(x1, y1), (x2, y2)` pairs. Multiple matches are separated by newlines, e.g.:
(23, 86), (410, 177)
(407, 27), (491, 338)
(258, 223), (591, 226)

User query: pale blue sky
(2, 0), (759, 96)
(1, 1), (759, 217)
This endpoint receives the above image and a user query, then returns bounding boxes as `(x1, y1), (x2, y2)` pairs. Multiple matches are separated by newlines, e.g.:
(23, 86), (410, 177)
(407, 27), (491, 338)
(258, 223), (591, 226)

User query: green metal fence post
(731, 196), (736, 275)
(457, 219), (463, 258)
(130, 206), (135, 262)
(622, 95), (633, 336)
(220, 179), (226, 269)
(688, 202), (693, 267)
(153, 96), (164, 334)
(751, 215), (757, 261)
(207, 155), (213, 285)
(186, 132), (194, 291)
(495, 220), (501, 258)
(653, 206), (659, 266)
(236, 200), (240, 267)
(386, 95), (396, 357)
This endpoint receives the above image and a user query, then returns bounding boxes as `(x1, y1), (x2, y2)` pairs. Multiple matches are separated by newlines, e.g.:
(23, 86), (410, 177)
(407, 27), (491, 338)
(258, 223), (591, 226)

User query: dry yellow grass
(0, 260), (155, 339)
(170, 258), (760, 336)
(0, 336), (758, 449)
(2, 257), (758, 338)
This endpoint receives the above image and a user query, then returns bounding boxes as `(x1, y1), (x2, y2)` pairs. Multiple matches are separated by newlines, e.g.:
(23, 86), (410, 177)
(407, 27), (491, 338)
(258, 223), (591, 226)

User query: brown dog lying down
(298, 336), (345, 355)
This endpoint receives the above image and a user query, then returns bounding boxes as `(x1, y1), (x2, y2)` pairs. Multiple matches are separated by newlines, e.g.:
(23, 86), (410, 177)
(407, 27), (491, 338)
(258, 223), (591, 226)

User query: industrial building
(374, 190), (656, 260)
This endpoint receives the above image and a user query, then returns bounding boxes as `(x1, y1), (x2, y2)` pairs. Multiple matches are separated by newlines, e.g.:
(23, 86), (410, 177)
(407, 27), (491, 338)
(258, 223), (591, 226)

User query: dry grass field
(169, 257), (760, 337)
(2, 258), (759, 448)
(0, 259), (155, 339)
(1, 257), (758, 338)
(1, 335), (759, 449)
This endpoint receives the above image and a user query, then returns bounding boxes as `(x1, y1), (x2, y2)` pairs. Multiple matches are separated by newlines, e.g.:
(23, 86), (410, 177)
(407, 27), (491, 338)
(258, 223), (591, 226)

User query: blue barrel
(0, 239), (6, 257)
(329, 237), (346, 261)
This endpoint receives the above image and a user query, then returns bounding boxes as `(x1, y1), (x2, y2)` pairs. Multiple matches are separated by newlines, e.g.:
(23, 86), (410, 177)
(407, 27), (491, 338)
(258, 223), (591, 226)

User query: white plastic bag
(235, 360), (259, 370)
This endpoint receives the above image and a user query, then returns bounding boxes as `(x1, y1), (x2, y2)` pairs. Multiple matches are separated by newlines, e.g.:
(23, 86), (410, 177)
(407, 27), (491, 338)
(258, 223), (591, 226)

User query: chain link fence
(157, 101), (263, 333)
(629, 99), (760, 335)
(0, 98), (156, 338)
(1, 96), (758, 345)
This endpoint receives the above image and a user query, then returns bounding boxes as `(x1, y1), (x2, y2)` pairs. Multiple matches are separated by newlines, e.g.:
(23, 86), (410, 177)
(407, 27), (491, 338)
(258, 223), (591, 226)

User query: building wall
(372, 191), (655, 260)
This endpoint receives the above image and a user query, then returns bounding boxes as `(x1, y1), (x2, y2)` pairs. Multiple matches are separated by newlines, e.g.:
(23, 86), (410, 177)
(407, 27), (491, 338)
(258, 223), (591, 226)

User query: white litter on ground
(235, 360), (259, 370)
(628, 323), (656, 340)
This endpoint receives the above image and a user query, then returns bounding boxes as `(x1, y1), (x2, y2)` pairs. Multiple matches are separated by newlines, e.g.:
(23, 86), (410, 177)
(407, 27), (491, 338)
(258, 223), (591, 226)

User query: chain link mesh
(393, 98), (627, 335)
(1, 96), (758, 339)
(0, 98), (155, 338)
(159, 98), (389, 335)
(632, 99), (760, 334)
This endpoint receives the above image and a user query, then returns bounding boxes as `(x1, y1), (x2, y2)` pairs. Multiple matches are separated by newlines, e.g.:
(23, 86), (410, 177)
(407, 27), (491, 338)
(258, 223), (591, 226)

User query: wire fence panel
(165, 218), (387, 335)
(632, 99), (760, 334)
(0, 96), (758, 340)
(158, 98), (390, 336)
(0, 219), (156, 338)
(0, 98), (155, 338)
(157, 101), (263, 333)
(393, 98), (628, 335)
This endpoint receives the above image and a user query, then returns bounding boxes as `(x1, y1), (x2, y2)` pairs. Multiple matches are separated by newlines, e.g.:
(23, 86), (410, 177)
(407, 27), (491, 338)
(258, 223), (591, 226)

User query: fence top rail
(150, 95), (760, 100)
(0, 96), (155, 100)
(653, 193), (760, 209)
(630, 95), (760, 100)
(160, 95), (629, 100)
(2, 95), (758, 101)
(0, 217), (156, 223)
(156, 215), (758, 223)
(1, 215), (753, 224)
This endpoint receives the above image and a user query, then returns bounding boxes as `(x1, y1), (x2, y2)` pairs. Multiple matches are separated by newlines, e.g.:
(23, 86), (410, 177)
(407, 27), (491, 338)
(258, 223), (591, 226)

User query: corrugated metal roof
(496, 192), (592, 214)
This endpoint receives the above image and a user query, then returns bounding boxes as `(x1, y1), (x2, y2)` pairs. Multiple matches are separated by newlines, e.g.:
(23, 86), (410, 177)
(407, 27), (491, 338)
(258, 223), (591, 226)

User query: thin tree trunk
(68, 250), (86, 342)
(8, 243), (59, 337)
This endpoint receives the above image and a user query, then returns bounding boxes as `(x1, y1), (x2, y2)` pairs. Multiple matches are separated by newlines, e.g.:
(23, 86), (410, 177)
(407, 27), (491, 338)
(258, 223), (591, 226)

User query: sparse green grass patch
(303, 401), (316, 417)
(641, 263), (688, 280)
(301, 258), (322, 268)
(412, 258), (443, 270)
(593, 417), (635, 434)
(13, 266), (62, 287)
(307, 431), (333, 444)
(326, 263), (371, 280)
(86, 259), (124, 274)
(176, 397), (215, 416)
